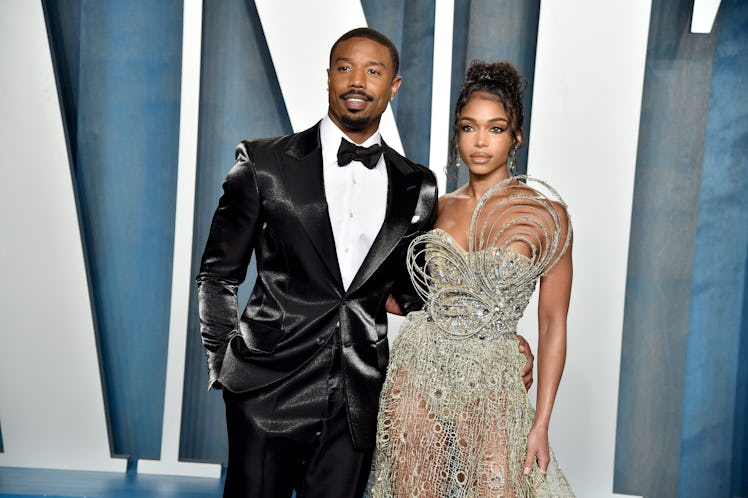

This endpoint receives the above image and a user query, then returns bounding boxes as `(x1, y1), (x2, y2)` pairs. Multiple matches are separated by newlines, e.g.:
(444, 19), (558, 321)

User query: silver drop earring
(507, 146), (518, 177)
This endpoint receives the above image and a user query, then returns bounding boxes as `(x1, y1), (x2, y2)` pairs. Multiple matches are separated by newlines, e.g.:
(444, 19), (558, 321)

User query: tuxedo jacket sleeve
(196, 142), (262, 388)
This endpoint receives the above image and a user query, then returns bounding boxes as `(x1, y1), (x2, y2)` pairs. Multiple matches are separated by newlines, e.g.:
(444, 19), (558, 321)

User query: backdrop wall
(0, 1), (746, 497)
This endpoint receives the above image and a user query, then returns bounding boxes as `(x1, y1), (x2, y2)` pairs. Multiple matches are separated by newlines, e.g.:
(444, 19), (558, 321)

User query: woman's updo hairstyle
(447, 60), (527, 172)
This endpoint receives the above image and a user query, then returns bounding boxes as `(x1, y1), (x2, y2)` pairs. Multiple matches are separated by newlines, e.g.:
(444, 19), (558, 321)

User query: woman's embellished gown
(371, 177), (575, 497)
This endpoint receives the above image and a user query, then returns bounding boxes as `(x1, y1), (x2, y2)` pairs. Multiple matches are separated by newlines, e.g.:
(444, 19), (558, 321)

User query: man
(197, 28), (532, 497)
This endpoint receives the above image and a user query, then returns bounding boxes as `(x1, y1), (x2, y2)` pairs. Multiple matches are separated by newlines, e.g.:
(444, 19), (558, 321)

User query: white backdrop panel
(0, 0), (125, 472)
(520, 0), (651, 496)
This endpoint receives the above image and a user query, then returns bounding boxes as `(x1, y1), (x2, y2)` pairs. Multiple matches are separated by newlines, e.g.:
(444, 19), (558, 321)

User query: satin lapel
(347, 145), (422, 294)
(283, 124), (343, 288)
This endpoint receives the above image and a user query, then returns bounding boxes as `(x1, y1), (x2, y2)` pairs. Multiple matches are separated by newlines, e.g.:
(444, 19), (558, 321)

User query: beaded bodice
(416, 230), (536, 338)
(407, 176), (571, 340)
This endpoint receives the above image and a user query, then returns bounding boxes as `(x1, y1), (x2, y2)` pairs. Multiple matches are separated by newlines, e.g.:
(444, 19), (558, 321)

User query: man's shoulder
(236, 124), (320, 167)
(240, 123), (318, 153)
(239, 131), (295, 153)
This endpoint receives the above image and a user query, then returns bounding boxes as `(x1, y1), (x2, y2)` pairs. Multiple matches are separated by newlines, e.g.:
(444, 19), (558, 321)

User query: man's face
(327, 37), (402, 142)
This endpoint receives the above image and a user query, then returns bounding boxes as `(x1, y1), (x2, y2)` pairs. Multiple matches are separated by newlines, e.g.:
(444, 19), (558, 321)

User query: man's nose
(349, 68), (365, 87)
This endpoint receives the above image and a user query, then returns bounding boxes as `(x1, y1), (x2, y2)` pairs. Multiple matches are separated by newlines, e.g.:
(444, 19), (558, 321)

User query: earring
(507, 146), (518, 177)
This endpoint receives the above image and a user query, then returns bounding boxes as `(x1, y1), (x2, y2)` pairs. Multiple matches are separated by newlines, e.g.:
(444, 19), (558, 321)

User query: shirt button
(316, 337), (324, 345)
(315, 431), (322, 437)
(349, 212), (353, 218)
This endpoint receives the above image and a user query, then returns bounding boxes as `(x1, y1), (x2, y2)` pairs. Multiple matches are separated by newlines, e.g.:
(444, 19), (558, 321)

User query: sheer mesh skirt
(370, 312), (574, 498)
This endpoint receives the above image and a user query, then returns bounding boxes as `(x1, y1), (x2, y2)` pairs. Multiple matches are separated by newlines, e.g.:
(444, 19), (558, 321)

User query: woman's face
(457, 92), (519, 179)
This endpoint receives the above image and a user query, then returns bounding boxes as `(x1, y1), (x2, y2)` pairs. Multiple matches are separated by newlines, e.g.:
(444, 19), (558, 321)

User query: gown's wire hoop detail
(469, 175), (571, 284)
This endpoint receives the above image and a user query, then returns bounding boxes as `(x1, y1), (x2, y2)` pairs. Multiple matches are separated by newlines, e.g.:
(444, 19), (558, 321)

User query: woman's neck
(465, 169), (509, 200)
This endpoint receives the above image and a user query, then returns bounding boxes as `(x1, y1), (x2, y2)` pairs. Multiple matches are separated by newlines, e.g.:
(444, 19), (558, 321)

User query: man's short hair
(329, 27), (400, 76)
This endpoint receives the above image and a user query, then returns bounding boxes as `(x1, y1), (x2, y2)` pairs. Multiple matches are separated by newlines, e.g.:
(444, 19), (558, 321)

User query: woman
(371, 61), (575, 497)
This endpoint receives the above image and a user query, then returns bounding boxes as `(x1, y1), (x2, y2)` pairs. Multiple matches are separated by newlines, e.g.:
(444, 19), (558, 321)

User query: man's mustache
(339, 90), (374, 102)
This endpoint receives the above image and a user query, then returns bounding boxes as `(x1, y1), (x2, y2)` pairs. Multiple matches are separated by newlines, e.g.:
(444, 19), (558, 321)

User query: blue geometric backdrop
(9, 1), (747, 497)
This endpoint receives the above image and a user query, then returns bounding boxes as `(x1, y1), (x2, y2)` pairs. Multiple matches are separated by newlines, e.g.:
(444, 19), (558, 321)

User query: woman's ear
(514, 131), (524, 148)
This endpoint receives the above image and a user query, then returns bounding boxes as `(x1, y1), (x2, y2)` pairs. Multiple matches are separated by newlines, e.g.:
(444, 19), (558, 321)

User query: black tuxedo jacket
(197, 122), (438, 448)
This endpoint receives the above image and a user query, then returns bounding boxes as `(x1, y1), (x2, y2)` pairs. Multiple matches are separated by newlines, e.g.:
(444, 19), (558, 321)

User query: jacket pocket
(244, 319), (286, 354)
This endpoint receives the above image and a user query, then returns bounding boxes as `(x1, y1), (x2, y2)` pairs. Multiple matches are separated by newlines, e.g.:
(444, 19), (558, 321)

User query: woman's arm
(524, 211), (573, 475)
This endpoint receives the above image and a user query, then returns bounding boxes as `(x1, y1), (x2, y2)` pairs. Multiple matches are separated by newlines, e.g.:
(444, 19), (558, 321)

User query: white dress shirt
(320, 116), (388, 290)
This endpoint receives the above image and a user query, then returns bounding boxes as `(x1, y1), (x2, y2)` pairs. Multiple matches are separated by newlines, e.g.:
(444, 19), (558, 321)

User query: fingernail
(524, 466), (530, 475)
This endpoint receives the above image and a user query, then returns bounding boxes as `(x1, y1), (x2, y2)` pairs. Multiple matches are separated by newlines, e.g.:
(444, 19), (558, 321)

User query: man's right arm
(196, 142), (263, 389)
(389, 169), (439, 315)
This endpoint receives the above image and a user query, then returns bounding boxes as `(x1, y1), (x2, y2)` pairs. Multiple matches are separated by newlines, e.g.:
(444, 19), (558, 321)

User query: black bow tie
(337, 138), (383, 169)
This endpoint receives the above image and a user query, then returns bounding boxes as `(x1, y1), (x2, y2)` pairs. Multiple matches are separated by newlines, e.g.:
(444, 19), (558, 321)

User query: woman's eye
(490, 126), (505, 133)
(460, 125), (474, 132)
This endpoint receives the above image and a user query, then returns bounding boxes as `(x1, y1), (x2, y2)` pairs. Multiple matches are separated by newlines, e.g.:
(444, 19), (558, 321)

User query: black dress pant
(222, 346), (373, 498)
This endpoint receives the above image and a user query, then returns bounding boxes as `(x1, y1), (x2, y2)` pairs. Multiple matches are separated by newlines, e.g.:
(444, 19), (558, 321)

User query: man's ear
(389, 75), (403, 101)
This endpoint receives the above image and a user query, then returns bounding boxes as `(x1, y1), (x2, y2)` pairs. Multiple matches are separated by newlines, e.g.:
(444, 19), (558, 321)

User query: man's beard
(339, 113), (371, 131)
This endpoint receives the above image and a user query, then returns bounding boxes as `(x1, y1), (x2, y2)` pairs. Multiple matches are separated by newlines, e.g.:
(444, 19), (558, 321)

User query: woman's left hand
(524, 425), (550, 475)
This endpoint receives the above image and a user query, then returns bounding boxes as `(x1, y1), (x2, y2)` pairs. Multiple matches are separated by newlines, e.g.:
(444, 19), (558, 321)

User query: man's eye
(368, 69), (381, 75)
